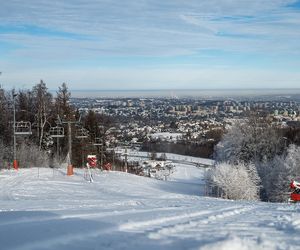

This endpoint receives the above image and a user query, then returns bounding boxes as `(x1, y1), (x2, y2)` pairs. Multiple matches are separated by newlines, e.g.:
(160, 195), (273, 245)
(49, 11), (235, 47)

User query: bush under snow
(17, 142), (50, 168)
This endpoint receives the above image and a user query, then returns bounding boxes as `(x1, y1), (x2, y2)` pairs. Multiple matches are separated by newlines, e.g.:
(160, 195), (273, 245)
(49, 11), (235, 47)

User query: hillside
(0, 166), (299, 250)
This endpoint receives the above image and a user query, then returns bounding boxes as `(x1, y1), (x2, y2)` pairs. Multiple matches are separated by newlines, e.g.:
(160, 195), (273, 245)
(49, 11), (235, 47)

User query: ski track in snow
(0, 167), (300, 250)
(119, 205), (248, 232)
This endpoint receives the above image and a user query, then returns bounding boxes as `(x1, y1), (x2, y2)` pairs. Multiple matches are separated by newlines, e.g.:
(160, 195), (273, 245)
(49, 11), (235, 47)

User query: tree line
(0, 81), (114, 169)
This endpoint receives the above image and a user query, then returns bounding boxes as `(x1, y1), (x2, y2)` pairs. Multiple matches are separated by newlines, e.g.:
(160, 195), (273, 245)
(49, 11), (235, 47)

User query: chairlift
(93, 137), (103, 146)
(49, 126), (65, 138)
(15, 121), (32, 135)
(75, 126), (89, 139)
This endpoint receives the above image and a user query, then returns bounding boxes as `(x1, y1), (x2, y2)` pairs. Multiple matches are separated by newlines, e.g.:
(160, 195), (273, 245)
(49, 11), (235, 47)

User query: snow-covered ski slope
(0, 166), (299, 250)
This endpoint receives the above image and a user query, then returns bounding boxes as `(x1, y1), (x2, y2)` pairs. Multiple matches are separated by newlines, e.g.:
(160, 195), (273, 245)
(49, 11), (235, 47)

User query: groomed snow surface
(0, 165), (299, 250)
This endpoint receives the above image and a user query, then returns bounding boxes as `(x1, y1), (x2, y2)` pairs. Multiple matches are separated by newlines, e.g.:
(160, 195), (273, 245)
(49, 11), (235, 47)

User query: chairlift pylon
(15, 121), (32, 135)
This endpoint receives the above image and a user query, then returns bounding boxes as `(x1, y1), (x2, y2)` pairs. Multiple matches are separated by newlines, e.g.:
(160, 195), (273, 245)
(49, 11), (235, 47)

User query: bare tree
(32, 80), (53, 150)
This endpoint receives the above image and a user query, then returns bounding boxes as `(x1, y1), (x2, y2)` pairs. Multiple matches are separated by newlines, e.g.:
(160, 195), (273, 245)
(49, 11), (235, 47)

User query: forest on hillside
(0, 81), (115, 170)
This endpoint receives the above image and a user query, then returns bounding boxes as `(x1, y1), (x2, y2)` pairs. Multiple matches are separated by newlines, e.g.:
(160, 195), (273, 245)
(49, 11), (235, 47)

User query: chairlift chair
(15, 121), (32, 135)
(93, 137), (103, 146)
(49, 126), (65, 138)
(75, 126), (89, 139)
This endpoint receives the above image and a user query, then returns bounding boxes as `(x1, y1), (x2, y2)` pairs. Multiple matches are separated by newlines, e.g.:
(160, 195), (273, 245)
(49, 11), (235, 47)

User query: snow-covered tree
(215, 118), (281, 164)
(215, 121), (245, 164)
(285, 144), (300, 175)
(208, 162), (260, 201)
(41, 132), (54, 153)
(259, 144), (300, 202)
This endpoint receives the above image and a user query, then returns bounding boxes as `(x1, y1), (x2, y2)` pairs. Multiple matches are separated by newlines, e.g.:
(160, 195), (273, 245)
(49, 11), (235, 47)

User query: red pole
(13, 159), (19, 170)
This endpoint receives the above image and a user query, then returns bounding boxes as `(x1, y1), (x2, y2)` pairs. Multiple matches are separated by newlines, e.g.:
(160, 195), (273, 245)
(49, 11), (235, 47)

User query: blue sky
(1, 0), (300, 90)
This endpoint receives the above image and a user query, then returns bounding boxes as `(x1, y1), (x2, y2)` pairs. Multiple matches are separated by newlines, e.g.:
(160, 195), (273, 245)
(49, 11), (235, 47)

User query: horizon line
(59, 88), (300, 92)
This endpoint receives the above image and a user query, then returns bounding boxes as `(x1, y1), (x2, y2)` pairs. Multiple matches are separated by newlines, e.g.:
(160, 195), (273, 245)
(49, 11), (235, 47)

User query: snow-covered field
(0, 166), (299, 250)
(115, 148), (215, 166)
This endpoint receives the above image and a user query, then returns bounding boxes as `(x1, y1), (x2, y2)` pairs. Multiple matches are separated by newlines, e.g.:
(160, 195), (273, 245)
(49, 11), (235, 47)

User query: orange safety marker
(67, 164), (74, 176)
(13, 160), (19, 170)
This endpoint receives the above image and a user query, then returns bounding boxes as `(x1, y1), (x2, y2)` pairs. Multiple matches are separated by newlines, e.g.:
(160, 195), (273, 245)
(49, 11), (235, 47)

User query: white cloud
(1, 0), (300, 57)
(1, 0), (300, 88)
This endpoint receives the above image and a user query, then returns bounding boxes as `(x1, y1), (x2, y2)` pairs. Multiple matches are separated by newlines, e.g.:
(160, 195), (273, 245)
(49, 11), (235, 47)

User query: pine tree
(84, 110), (99, 139)
(55, 83), (73, 119)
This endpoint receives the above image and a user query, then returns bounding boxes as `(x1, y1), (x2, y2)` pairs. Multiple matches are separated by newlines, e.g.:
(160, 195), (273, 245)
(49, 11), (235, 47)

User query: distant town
(70, 94), (300, 159)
